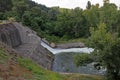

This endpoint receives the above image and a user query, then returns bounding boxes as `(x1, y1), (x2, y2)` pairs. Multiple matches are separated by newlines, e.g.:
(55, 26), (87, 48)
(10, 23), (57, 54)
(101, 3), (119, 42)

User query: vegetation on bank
(88, 23), (120, 80)
(57, 38), (87, 44)
(74, 53), (93, 67)
(1, 0), (120, 43)
(1, 0), (120, 80)
(0, 48), (104, 80)
(75, 23), (120, 80)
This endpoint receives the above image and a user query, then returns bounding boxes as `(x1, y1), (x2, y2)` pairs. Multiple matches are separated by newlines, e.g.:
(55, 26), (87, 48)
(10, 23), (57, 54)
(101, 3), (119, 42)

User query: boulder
(50, 42), (56, 48)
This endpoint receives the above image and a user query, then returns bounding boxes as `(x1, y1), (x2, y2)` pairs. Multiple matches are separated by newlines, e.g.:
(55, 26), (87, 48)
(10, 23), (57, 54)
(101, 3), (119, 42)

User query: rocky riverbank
(0, 22), (54, 70)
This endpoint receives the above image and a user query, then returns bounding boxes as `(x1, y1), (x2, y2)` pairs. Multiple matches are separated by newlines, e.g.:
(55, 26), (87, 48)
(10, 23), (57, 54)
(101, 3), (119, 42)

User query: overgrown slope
(0, 48), (104, 80)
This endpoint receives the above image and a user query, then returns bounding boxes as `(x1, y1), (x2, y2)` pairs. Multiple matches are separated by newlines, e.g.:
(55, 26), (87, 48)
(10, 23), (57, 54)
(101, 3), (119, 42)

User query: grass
(0, 49), (8, 64)
(0, 48), (104, 80)
(44, 35), (88, 44)
(59, 38), (87, 44)
(65, 74), (104, 80)
(17, 58), (66, 80)
(17, 56), (104, 80)
(0, 49), (33, 80)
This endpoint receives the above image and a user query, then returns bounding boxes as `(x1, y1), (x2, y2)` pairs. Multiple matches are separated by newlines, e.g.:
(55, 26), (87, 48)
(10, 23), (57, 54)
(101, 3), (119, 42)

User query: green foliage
(18, 58), (44, 74)
(74, 53), (93, 67)
(17, 57), (66, 80)
(0, 12), (5, 20)
(103, 0), (110, 4)
(0, 49), (7, 58)
(2, 1), (120, 79)
(89, 23), (115, 50)
(12, 0), (29, 20)
(1, 0), (120, 42)
(17, 57), (103, 80)
(65, 74), (104, 80)
(55, 7), (88, 38)
(0, 49), (8, 64)
(86, 1), (92, 9)
(83, 4), (100, 28)
(0, 0), (13, 12)
(45, 35), (60, 43)
(100, 3), (118, 32)
(89, 23), (120, 80)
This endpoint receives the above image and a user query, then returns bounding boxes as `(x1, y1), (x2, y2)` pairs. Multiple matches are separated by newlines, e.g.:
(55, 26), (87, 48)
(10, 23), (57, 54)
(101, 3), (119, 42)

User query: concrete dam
(0, 22), (54, 70)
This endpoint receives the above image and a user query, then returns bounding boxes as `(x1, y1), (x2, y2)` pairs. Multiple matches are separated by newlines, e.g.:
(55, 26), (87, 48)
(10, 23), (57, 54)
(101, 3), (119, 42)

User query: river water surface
(41, 41), (105, 75)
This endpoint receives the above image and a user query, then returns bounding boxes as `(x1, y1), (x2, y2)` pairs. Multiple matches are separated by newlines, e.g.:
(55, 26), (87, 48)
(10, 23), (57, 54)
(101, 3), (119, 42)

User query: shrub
(74, 53), (93, 67)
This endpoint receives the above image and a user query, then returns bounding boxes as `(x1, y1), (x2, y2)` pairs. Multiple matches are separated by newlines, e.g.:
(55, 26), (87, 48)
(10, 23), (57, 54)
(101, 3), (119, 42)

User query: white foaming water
(41, 41), (94, 54)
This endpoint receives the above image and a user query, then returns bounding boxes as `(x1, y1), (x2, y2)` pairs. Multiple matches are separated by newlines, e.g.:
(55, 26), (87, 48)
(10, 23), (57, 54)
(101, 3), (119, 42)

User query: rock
(56, 42), (85, 49)
(13, 22), (54, 70)
(0, 23), (22, 48)
(0, 22), (54, 70)
(50, 42), (56, 48)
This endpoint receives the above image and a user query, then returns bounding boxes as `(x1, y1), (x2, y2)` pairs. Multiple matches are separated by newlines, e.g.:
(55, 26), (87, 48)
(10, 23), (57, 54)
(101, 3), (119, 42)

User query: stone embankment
(0, 22), (54, 70)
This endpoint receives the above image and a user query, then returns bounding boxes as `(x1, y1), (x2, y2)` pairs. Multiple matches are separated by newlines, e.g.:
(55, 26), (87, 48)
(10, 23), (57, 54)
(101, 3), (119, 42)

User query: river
(41, 41), (105, 75)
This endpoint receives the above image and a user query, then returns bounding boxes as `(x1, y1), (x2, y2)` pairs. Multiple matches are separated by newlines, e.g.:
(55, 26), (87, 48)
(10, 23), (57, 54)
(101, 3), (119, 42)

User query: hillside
(0, 48), (104, 80)
(0, 22), (54, 70)
(1, 0), (120, 80)
(0, 22), (104, 80)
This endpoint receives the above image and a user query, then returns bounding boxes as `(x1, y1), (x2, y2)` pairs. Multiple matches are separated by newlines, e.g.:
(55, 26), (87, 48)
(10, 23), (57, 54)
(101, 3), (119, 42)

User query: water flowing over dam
(41, 40), (105, 75)
(41, 41), (94, 54)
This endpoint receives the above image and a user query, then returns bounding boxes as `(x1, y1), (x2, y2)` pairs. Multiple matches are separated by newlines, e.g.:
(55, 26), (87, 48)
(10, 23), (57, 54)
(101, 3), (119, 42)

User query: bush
(45, 35), (60, 43)
(74, 53), (93, 67)
(7, 17), (16, 22)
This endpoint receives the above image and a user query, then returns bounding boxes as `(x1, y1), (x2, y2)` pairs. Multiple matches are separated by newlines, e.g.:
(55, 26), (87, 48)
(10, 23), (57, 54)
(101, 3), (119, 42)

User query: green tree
(0, 0), (13, 19)
(83, 4), (100, 31)
(55, 9), (71, 37)
(55, 7), (87, 39)
(12, 0), (29, 21)
(0, 0), (13, 12)
(86, 1), (91, 9)
(103, 0), (110, 4)
(70, 7), (87, 38)
(117, 10), (120, 37)
(74, 53), (93, 67)
(89, 23), (120, 80)
(100, 3), (118, 32)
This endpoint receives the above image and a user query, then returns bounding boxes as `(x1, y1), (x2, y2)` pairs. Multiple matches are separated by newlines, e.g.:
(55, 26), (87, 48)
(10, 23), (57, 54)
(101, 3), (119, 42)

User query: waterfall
(41, 40), (94, 54)
(41, 40), (106, 75)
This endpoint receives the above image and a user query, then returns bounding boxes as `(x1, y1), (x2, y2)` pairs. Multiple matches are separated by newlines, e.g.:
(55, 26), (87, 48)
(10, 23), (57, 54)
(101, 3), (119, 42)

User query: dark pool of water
(52, 52), (105, 75)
